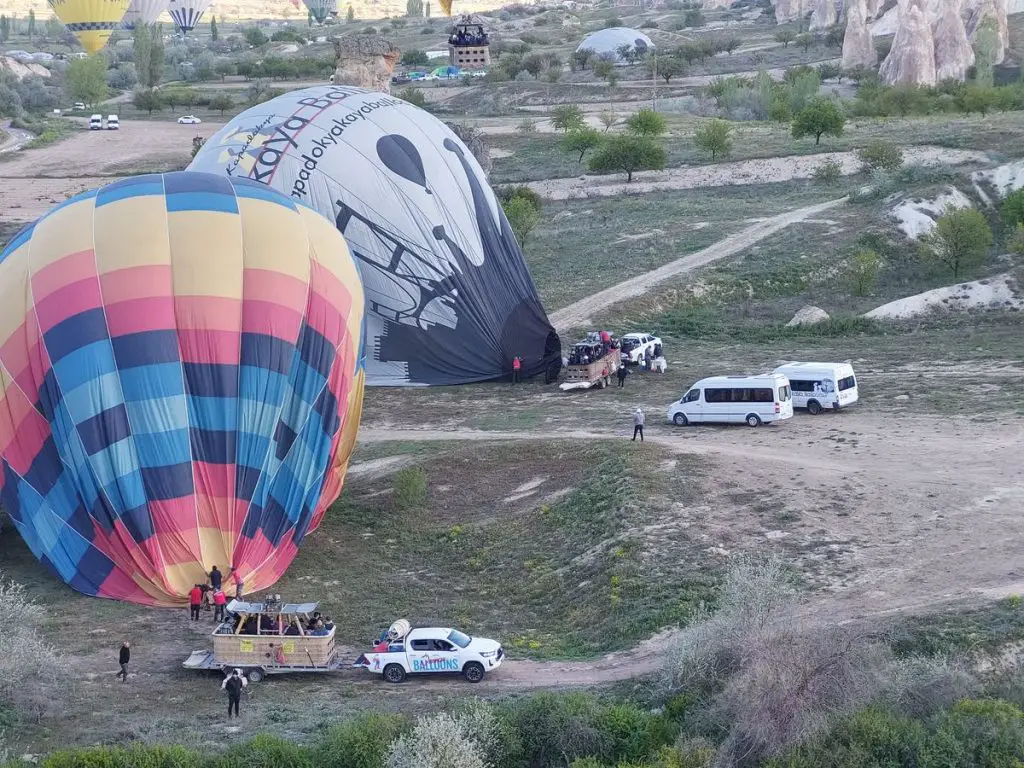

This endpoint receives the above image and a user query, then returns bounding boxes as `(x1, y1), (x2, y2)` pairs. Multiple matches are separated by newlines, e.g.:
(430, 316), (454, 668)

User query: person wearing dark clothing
(617, 365), (628, 388)
(223, 670), (244, 718)
(117, 642), (130, 683)
(209, 566), (222, 590)
(511, 355), (521, 384)
(632, 408), (645, 442)
(189, 584), (202, 621)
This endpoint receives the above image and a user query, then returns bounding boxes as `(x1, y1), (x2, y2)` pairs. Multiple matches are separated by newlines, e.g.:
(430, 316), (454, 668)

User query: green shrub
(392, 466), (428, 510)
(1001, 189), (1024, 229)
(320, 713), (410, 768)
(810, 157), (843, 185)
(41, 745), (203, 768)
(211, 735), (313, 768)
(857, 140), (904, 173)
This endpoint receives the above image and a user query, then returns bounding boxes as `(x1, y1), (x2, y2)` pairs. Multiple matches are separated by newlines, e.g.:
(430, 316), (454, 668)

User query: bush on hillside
(857, 140), (903, 173)
(392, 467), (428, 511)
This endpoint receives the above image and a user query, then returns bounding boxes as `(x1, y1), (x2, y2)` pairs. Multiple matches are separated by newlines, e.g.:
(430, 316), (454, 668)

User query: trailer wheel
(383, 664), (407, 684)
(247, 668), (264, 683)
(463, 662), (485, 683)
(807, 400), (822, 415)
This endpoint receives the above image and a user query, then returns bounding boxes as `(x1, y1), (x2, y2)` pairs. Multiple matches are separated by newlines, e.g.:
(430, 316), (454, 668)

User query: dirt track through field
(547, 196), (848, 330)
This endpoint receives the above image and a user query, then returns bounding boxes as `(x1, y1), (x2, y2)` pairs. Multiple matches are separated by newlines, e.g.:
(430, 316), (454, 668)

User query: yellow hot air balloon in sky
(49, 0), (131, 53)
(438, 0), (452, 14)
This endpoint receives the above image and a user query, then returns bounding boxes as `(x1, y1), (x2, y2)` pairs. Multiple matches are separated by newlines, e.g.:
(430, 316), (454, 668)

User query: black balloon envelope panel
(188, 85), (560, 386)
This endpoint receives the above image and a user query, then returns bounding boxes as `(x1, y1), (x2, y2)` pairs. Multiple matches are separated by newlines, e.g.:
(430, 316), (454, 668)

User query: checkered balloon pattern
(0, 172), (365, 606)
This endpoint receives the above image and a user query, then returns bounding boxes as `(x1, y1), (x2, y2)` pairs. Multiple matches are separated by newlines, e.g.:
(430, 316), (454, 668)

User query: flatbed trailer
(559, 349), (620, 392)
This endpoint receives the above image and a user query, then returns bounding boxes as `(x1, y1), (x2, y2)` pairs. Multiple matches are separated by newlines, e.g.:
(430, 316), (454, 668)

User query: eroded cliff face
(809, 0), (838, 29)
(879, 1), (937, 86)
(332, 36), (401, 94)
(933, 0), (975, 81)
(842, 0), (878, 70)
(964, 0), (1010, 64)
(772, 0), (810, 25)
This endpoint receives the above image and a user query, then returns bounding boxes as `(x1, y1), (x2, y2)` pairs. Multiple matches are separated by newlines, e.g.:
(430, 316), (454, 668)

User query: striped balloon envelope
(121, 0), (169, 29)
(0, 172), (365, 606)
(166, 0), (210, 33)
(48, 0), (131, 52)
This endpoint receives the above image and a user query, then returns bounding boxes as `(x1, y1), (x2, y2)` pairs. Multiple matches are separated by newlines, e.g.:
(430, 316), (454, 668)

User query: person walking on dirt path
(117, 641), (130, 683)
(209, 565), (222, 591)
(511, 355), (521, 384)
(617, 364), (629, 388)
(632, 408), (645, 442)
(229, 567), (243, 600)
(213, 587), (227, 622)
(222, 669), (245, 719)
(189, 584), (202, 621)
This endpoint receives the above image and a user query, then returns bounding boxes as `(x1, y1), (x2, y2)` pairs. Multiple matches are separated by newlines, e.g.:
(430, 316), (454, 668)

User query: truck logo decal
(413, 656), (460, 672)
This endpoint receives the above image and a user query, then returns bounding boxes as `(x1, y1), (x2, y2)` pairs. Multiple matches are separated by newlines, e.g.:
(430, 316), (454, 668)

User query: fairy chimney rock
(879, 2), (936, 86)
(965, 0), (1009, 64)
(809, 0), (837, 30)
(933, 0), (975, 81)
(772, 0), (809, 24)
(842, 0), (878, 70)
(332, 36), (401, 94)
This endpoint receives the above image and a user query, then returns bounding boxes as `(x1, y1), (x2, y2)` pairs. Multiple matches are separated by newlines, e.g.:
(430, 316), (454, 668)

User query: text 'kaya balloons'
(189, 86), (561, 387)
(48, 0), (131, 53)
(0, 172), (365, 606)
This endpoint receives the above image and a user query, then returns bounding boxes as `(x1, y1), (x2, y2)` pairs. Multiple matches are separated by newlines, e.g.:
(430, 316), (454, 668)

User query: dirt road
(548, 196), (848, 330)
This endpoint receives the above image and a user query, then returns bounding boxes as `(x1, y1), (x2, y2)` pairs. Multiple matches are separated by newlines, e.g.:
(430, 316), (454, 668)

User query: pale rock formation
(772, 0), (809, 24)
(865, 0), (883, 17)
(0, 56), (51, 80)
(332, 36), (401, 94)
(879, 2), (936, 86)
(786, 306), (830, 327)
(702, 0), (733, 8)
(842, 0), (878, 70)
(933, 0), (975, 81)
(809, 0), (837, 29)
(964, 0), (1009, 64)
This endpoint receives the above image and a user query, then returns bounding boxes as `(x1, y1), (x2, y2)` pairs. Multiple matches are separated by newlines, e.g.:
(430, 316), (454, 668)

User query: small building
(448, 15), (489, 69)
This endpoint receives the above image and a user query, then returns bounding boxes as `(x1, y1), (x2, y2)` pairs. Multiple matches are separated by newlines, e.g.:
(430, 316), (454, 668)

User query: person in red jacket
(212, 588), (227, 623)
(189, 584), (203, 621)
(511, 355), (521, 384)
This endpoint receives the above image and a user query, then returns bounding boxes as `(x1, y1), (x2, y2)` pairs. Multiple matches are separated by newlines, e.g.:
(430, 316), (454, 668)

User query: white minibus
(667, 373), (793, 428)
(773, 362), (858, 414)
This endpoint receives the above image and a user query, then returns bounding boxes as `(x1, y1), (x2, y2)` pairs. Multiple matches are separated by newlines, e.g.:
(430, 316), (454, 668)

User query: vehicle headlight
(479, 650), (498, 658)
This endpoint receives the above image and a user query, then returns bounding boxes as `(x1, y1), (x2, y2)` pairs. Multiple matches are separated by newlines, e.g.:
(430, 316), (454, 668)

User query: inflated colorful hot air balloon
(439, 0), (452, 15)
(189, 86), (561, 387)
(167, 0), (210, 33)
(121, 0), (168, 29)
(302, 0), (335, 24)
(48, 0), (131, 52)
(0, 172), (365, 606)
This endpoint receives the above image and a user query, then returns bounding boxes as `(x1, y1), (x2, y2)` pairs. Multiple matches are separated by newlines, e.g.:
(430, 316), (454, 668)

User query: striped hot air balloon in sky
(48, 0), (131, 52)
(0, 172), (365, 606)
(122, 0), (168, 29)
(167, 0), (210, 33)
(302, 0), (336, 24)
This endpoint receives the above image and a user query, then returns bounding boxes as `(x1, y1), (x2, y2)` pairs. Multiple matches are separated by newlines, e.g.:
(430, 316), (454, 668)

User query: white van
(106, 115), (119, 130)
(88, 114), (103, 130)
(667, 374), (793, 428)
(773, 362), (858, 415)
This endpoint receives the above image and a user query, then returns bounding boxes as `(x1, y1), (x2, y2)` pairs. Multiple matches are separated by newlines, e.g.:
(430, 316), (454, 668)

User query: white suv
(619, 333), (661, 365)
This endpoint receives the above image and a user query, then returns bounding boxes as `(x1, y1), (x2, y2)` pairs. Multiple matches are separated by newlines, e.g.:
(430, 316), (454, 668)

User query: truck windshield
(447, 629), (471, 648)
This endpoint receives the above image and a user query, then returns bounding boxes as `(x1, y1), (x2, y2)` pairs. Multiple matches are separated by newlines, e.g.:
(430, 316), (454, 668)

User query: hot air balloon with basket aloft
(302, 0), (336, 24)
(167, 0), (210, 33)
(0, 171), (365, 606)
(121, 0), (168, 29)
(48, 0), (131, 53)
(189, 86), (560, 388)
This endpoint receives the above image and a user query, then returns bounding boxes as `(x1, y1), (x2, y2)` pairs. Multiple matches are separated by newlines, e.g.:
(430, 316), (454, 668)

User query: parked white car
(72, 102), (86, 111)
(774, 362), (858, 414)
(668, 373), (794, 427)
(177, 115), (202, 124)
(619, 332), (661, 365)
(354, 625), (504, 683)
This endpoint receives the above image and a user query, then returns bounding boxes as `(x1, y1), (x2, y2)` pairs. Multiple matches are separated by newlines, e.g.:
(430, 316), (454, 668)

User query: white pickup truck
(354, 623), (504, 683)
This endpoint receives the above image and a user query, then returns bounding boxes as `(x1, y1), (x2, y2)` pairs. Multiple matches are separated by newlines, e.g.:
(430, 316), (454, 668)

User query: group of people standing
(188, 565), (244, 622)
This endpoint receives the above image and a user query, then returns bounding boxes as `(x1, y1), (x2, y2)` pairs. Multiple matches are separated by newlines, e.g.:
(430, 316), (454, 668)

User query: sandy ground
(0, 118), (224, 223)
(528, 146), (990, 201)
(865, 273), (1024, 319)
(548, 196), (848, 330)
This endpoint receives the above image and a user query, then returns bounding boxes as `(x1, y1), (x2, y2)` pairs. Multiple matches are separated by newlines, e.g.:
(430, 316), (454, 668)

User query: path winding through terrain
(548, 196), (848, 331)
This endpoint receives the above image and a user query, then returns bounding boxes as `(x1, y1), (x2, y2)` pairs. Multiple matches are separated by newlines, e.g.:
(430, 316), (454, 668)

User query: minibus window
(683, 389), (700, 403)
(778, 385), (791, 401)
(838, 375), (856, 391)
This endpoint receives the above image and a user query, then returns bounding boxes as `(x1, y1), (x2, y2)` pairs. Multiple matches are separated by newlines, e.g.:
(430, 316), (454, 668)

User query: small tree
(551, 104), (585, 133)
(346, 4), (355, 21)
(572, 47), (594, 71)
(626, 108), (667, 137)
(27, 8), (35, 40)
(774, 28), (796, 48)
(857, 139), (903, 172)
(683, 8), (704, 27)
(593, 59), (616, 85)
(722, 36), (742, 55)
(398, 87), (426, 108)
(598, 110), (617, 132)
(523, 53), (546, 79)
(694, 118), (732, 161)
(648, 54), (686, 84)
(588, 134), (666, 182)
(817, 62), (841, 82)
(401, 49), (429, 66)
(406, 0), (423, 16)
(811, 157), (843, 185)
(0, 575), (60, 724)
(795, 32), (814, 52)
(387, 713), (486, 768)
(210, 15), (218, 41)
(65, 55), (109, 106)
(792, 98), (845, 145)
(209, 92), (234, 115)
(244, 26), (268, 46)
(132, 87), (163, 115)
(502, 195), (541, 247)
(562, 126), (601, 164)
(921, 207), (993, 279)
(0, 15), (9, 43)
(1001, 189), (1024, 229)
(848, 248), (882, 296)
